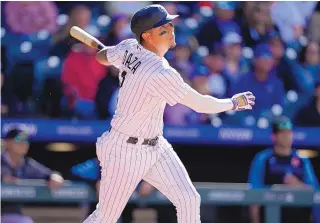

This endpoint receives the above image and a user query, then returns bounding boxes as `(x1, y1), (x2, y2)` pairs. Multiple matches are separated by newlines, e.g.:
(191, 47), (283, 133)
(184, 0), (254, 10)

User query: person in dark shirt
(240, 2), (276, 47)
(1, 72), (19, 116)
(294, 80), (320, 127)
(50, 5), (92, 57)
(102, 13), (129, 46)
(267, 30), (296, 92)
(221, 32), (250, 86)
(95, 66), (120, 120)
(197, 2), (240, 49)
(230, 43), (285, 117)
(248, 116), (319, 223)
(1, 129), (64, 223)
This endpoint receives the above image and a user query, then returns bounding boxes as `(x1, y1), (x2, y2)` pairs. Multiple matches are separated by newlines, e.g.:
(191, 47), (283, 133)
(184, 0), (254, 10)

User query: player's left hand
(231, 91), (255, 111)
(283, 174), (310, 189)
(48, 173), (64, 190)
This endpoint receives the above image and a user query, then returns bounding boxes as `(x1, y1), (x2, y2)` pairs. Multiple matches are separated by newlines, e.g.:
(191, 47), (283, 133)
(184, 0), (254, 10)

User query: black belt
(127, 136), (159, 146)
(109, 127), (158, 146)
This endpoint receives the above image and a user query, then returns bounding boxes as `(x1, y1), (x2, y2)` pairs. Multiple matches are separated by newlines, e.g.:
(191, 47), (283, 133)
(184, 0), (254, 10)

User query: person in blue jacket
(248, 116), (319, 223)
(285, 41), (320, 96)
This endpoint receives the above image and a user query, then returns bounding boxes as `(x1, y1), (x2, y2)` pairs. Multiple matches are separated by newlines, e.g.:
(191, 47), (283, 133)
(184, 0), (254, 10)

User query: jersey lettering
(131, 61), (141, 74)
(123, 50), (142, 74)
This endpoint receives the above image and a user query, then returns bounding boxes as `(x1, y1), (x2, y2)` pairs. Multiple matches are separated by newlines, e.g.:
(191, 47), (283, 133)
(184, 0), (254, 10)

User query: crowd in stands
(1, 1), (320, 127)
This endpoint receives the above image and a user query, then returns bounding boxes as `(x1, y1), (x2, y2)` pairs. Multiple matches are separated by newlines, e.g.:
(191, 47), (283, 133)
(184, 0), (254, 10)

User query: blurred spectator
(221, 32), (250, 85)
(270, 2), (317, 44)
(308, 2), (320, 43)
(161, 2), (184, 29)
(294, 80), (320, 127)
(50, 5), (92, 57)
(102, 14), (129, 46)
(197, 1), (240, 49)
(38, 76), (63, 118)
(9, 62), (35, 116)
(267, 31), (295, 92)
(230, 43), (285, 116)
(248, 116), (319, 223)
(61, 44), (106, 110)
(200, 47), (227, 98)
(268, 31), (285, 67)
(169, 35), (195, 80)
(104, 1), (151, 17)
(95, 67), (119, 120)
(240, 2), (275, 47)
(284, 41), (320, 95)
(4, 1), (58, 34)
(1, 73), (8, 115)
(1, 73), (18, 116)
(162, 2), (178, 15)
(54, 1), (103, 15)
(1, 129), (64, 223)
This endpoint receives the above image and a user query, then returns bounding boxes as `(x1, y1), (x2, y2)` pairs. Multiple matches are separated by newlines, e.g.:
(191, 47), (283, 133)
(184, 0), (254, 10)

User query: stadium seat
(1, 29), (28, 47)
(74, 99), (96, 120)
(26, 30), (52, 47)
(283, 92), (311, 119)
(221, 110), (248, 126)
(6, 41), (49, 69)
(34, 56), (64, 95)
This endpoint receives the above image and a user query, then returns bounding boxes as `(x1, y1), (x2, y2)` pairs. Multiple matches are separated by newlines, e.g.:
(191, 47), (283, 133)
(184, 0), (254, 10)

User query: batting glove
(231, 91), (255, 111)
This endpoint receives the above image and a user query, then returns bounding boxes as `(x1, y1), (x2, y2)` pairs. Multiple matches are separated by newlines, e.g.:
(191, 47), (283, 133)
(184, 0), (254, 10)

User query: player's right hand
(231, 91), (255, 111)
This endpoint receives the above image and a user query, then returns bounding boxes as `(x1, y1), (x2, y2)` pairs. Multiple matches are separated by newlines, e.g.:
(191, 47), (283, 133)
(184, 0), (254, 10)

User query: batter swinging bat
(70, 26), (105, 50)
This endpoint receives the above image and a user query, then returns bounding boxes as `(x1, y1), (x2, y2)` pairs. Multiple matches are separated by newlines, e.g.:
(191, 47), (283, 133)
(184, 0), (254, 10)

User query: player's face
(274, 130), (293, 149)
(254, 57), (274, 73)
(151, 22), (176, 50)
(7, 139), (29, 157)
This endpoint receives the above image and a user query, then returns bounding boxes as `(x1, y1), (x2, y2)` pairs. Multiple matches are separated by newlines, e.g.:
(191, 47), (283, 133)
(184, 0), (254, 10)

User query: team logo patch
(291, 157), (300, 167)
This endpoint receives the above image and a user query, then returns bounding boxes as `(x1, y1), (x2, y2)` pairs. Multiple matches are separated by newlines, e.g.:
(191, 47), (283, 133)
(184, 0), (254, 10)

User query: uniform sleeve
(1, 165), (12, 177)
(27, 158), (54, 180)
(248, 150), (271, 189)
(302, 158), (319, 188)
(106, 39), (134, 69)
(148, 68), (192, 106)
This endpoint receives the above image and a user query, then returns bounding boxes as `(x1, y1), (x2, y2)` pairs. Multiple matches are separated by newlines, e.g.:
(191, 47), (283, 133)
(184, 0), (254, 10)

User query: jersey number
(120, 71), (127, 88)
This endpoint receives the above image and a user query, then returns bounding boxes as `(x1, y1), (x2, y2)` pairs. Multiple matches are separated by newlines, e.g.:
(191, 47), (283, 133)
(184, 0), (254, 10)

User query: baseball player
(84, 4), (255, 223)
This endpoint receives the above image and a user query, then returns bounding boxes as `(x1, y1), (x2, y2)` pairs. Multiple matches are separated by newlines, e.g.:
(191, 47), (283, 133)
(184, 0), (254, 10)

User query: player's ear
(141, 32), (150, 43)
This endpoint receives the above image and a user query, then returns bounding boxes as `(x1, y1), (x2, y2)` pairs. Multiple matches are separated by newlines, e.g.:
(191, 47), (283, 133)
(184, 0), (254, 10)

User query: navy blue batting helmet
(130, 4), (179, 43)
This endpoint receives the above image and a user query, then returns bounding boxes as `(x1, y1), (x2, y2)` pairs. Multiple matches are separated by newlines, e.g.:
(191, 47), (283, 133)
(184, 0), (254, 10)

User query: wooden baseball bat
(69, 26), (105, 50)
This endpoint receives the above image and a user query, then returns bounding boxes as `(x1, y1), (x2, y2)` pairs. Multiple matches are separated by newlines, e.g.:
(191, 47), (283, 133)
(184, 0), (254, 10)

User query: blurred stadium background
(1, 1), (320, 223)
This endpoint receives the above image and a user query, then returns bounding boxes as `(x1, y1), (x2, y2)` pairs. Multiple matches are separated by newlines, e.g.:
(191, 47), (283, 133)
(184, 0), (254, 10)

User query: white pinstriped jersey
(106, 39), (191, 138)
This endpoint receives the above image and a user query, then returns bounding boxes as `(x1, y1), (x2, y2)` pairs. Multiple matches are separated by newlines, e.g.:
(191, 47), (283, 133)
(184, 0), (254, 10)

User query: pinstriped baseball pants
(83, 128), (201, 223)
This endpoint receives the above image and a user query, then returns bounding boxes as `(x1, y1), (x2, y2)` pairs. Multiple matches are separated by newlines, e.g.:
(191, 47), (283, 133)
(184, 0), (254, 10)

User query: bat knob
(97, 44), (104, 50)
